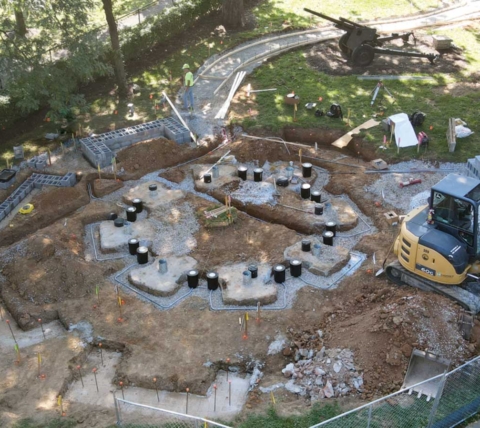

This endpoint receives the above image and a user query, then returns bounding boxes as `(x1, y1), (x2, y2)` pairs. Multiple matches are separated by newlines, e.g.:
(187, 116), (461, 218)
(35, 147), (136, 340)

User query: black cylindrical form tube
(204, 173), (212, 184)
(132, 198), (143, 214)
(136, 246), (148, 264)
(109, 212), (118, 221)
(114, 218), (124, 228)
(253, 168), (263, 182)
(301, 183), (311, 199)
(187, 269), (199, 289)
(302, 163), (312, 178)
(323, 231), (334, 246)
(248, 264), (258, 279)
(149, 184), (157, 192)
(273, 265), (286, 283)
(290, 259), (302, 277)
(126, 207), (137, 222)
(315, 204), (324, 215)
(128, 238), (139, 255)
(276, 176), (289, 187)
(301, 239), (311, 252)
(238, 166), (248, 181)
(206, 271), (219, 291)
(326, 221), (337, 237)
(311, 191), (321, 203)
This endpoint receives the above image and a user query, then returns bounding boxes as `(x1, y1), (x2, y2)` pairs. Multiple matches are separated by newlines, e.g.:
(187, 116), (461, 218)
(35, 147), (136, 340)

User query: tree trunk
(102, 0), (128, 98)
(14, 9), (27, 37)
(222, 0), (245, 29)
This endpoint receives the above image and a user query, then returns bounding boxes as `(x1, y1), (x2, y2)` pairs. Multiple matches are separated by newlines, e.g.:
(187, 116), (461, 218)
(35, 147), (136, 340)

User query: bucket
(302, 163), (312, 178)
(301, 240), (311, 252)
(326, 221), (337, 237)
(136, 246), (148, 264)
(132, 198), (143, 214)
(290, 259), (302, 277)
(253, 168), (263, 182)
(187, 270), (199, 288)
(323, 231), (334, 246)
(273, 264), (286, 283)
(128, 238), (139, 255)
(248, 264), (258, 279)
(126, 207), (137, 222)
(301, 183), (311, 199)
(311, 191), (321, 203)
(238, 166), (248, 181)
(207, 272), (219, 290)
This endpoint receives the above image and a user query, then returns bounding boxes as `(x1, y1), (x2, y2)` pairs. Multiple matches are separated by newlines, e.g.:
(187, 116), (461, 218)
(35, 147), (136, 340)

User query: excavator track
(386, 261), (480, 313)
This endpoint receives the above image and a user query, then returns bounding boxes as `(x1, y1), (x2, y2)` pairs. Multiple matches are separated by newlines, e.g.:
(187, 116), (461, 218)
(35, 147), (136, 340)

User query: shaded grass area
(12, 418), (77, 428)
(237, 26), (480, 163)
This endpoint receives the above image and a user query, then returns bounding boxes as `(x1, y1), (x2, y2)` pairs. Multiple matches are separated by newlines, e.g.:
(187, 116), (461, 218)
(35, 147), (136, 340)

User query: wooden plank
(331, 119), (380, 148)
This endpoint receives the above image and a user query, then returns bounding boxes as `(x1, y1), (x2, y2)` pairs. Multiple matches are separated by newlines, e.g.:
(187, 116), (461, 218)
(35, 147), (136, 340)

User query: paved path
(178, 1), (480, 138)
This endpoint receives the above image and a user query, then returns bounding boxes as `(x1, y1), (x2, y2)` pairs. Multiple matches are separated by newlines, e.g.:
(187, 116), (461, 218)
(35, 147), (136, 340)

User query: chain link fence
(114, 394), (233, 428)
(113, 357), (480, 427)
(309, 355), (480, 428)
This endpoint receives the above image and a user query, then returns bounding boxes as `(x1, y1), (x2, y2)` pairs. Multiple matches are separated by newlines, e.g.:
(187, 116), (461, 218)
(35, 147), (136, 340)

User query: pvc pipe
(161, 91), (197, 145)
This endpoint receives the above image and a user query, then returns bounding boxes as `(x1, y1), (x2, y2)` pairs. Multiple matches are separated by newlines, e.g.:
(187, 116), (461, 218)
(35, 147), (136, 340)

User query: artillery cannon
(304, 8), (438, 66)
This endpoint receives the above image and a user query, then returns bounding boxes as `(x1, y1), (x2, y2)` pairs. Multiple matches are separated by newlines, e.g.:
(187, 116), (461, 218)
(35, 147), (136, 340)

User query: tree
(222, 0), (245, 29)
(102, 0), (128, 99)
(13, 9), (26, 36)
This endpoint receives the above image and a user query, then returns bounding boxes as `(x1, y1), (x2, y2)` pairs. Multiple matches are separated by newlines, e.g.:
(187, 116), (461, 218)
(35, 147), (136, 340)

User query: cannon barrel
(303, 7), (351, 30)
(303, 8), (353, 29)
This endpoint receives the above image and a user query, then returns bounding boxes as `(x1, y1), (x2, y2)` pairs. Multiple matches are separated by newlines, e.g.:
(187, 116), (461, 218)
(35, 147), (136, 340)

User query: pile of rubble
(282, 346), (364, 400)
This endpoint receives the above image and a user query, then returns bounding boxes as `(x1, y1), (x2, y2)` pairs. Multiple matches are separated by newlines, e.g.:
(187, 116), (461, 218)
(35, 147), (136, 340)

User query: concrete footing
(99, 220), (155, 252)
(122, 181), (185, 211)
(284, 238), (350, 277)
(217, 263), (277, 306)
(128, 256), (197, 296)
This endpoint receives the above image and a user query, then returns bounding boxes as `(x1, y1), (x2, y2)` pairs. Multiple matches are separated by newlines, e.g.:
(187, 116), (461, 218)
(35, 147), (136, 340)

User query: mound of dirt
(93, 178), (124, 198)
(116, 137), (217, 179)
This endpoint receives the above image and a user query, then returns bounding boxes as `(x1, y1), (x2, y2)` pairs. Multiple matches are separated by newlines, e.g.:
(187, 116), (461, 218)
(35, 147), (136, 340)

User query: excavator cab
(430, 174), (480, 259)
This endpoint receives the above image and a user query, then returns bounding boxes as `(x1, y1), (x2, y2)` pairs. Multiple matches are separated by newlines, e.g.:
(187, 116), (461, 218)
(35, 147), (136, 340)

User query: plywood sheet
(331, 119), (380, 148)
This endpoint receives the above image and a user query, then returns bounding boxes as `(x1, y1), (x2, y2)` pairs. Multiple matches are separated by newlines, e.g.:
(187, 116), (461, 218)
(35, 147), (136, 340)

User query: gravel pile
(149, 201), (199, 256)
(282, 346), (363, 400)
(364, 161), (465, 213)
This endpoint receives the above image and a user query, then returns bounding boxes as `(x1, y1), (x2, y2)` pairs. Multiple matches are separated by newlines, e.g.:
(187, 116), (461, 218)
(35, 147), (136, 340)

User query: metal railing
(309, 355), (480, 428)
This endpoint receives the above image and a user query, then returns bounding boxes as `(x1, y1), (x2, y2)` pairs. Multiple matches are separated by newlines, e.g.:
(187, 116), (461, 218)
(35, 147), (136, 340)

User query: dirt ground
(0, 132), (479, 428)
(1, 9), (480, 426)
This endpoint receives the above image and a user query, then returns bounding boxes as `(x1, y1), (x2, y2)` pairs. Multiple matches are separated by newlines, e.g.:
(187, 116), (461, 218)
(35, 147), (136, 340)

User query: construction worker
(182, 64), (194, 110)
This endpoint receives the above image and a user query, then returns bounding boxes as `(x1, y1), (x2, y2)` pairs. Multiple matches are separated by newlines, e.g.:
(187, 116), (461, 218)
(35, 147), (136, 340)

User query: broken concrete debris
(281, 347), (363, 400)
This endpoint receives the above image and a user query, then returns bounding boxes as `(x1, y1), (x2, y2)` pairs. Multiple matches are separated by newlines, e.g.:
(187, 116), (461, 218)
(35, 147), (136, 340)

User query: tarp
(388, 113), (417, 148)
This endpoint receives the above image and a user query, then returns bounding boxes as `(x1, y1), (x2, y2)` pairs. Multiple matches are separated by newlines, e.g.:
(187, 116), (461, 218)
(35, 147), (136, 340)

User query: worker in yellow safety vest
(182, 64), (194, 111)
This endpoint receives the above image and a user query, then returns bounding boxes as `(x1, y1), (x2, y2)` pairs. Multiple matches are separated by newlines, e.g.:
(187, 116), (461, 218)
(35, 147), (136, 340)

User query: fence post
(366, 403), (373, 428)
(113, 391), (122, 426)
(137, 9), (141, 24)
(427, 373), (447, 428)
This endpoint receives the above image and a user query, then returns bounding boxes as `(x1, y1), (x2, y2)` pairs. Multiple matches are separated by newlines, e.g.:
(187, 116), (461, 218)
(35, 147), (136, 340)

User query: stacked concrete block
(78, 117), (189, 167)
(0, 172), (77, 222)
(466, 156), (480, 180)
(27, 154), (49, 170)
(80, 138), (114, 169)
(162, 117), (191, 144)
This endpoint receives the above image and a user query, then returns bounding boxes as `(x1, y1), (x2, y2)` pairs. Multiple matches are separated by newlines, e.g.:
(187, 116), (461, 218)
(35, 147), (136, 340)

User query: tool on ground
(38, 318), (46, 339)
(305, 102), (317, 110)
(399, 178), (422, 188)
(77, 365), (84, 387)
(304, 8), (438, 66)
(93, 368), (99, 392)
(383, 173), (480, 313)
(19, 203), (34, 214)
(370, 81), (394, 106)
(326, 104), (343, 119)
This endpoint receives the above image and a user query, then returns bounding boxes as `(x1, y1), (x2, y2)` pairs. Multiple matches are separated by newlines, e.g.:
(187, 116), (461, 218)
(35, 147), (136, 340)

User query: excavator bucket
(402, 349), (450, 399)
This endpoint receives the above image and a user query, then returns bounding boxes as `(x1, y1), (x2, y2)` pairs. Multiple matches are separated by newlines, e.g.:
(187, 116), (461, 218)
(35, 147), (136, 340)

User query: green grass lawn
(238, 24), (480, 163)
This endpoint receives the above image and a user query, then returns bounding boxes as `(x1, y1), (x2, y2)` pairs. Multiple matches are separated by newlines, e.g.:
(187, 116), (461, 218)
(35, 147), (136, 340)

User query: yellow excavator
(385, 173), (480, 313)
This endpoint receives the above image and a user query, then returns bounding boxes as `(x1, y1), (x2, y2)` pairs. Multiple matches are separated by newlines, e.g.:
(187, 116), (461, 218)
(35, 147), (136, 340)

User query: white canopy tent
(388, 113), (417, 149)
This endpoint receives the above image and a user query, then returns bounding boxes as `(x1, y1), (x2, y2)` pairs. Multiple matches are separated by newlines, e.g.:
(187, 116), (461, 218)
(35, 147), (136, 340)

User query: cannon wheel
(352, 44), (375, 66)
(338, 33), (352, 57)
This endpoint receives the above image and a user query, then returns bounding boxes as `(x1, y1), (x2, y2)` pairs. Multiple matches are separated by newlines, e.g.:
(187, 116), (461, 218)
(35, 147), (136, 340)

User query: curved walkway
(180, 1), (480, 137)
